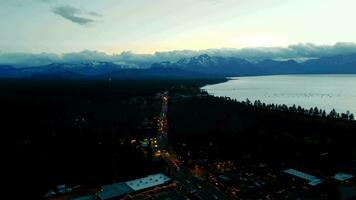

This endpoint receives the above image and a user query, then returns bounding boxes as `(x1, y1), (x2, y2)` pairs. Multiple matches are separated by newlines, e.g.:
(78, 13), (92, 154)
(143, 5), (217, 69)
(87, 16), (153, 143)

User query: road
(157, 93), (231, 200)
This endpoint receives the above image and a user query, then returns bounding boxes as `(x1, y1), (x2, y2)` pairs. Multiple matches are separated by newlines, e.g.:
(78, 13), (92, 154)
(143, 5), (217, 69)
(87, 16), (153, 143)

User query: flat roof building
(95, 173), (171, 200)
(126, 173), (171, 191)
(334, 173), (354, 181)
(97, 182), (134, 200)
(71, 195), (96, 200)
(283, 168), (322, 186)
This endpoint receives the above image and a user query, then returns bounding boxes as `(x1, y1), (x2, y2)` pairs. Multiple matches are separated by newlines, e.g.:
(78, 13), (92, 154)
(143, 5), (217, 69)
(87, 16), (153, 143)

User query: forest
(168, 95), (356, 176)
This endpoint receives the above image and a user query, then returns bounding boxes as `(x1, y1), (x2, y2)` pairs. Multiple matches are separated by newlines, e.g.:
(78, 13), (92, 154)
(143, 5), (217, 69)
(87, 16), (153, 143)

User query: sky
(1, 0), (356, 54)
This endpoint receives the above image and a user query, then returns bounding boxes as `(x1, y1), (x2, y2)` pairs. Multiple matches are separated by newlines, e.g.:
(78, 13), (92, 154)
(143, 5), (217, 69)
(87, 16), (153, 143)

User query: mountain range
(1, 54), (356, 79)
(152, 54), (356, 76)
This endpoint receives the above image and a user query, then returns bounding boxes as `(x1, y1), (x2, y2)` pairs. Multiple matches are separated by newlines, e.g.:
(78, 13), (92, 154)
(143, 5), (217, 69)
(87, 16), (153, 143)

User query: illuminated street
(156, 93), (230, 200)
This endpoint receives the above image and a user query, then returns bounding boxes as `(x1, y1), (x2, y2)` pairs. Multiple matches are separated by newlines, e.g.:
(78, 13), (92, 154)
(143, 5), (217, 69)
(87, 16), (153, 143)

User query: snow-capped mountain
(1, 53), (356, 79)
(152, 53), (356, 76)
(0, 62), (123, 78)
(152, 54), (257, 76)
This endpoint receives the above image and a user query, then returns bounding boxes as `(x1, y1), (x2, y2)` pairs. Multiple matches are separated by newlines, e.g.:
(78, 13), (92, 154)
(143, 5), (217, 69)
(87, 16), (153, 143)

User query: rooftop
(125, 173), (171, 191)
(97, 182), (133, 200)
(334, 173), (354, 181)
(71, 195), (96, 200)
(283, 168), (322, 186)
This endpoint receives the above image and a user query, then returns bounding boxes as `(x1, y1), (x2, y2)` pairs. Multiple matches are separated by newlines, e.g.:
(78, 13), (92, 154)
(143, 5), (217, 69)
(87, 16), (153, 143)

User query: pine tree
(245, 98), (251, 105)
(329, 109), (337, 118)
(313, 107), (320, 116)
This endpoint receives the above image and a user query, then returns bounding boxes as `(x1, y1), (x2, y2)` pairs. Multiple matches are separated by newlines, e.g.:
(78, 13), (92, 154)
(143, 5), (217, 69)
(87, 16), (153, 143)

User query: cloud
(0, 52), (61, 67)
(87, 11), (102, 17)
(2, 43), (356, 67)
(38, 0), (56, 3)
(12, 2), (24, 7)
(52, 5), (101, 26)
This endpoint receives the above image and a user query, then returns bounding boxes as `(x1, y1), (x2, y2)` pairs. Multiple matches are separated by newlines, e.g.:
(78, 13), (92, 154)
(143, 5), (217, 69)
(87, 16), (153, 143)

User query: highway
(157, 93), (231, 200)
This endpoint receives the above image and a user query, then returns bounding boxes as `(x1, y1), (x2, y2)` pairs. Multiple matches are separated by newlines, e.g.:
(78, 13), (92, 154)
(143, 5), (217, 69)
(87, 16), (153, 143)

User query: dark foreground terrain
(168, 94), (356, 199)
(2, 78), (356, 199)
(1, 79), (222, 199)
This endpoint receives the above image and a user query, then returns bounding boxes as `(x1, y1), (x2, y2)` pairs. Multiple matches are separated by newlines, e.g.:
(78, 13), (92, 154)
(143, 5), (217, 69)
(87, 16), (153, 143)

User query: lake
(202, 75), (356, 115)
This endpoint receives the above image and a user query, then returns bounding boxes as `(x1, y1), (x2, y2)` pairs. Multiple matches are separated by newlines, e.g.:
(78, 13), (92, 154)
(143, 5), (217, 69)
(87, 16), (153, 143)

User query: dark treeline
(245, 99), (354, 121)
(2, 79), (223, 199)
(168, 94), (356, 176)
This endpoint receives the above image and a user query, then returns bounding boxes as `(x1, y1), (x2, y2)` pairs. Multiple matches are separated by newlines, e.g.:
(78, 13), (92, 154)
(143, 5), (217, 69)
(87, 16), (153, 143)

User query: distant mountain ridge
(0, 61), (215, 79)
(152, 53), (356, 76)
(1, 54), (356, 79)
(303, 54), (356, 74)
(152, 54), (256, 76)
(0, 61), (122, 77)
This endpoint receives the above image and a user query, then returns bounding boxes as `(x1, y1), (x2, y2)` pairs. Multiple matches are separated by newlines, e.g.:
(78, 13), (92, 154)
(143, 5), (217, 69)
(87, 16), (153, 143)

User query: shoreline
(202, 74), (356, 116)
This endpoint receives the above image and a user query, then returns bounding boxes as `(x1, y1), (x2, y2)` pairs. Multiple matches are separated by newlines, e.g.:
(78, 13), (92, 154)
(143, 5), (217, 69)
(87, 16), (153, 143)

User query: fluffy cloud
(200, 42), (356, 62)
(0, 53), (61, 66)
(52, 5), (101, 26)
(2, 43), (356, 67)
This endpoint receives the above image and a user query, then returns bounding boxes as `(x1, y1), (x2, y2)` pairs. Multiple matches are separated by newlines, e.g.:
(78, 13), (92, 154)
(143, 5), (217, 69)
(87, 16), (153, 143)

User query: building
(95, 173), (171, 200)
(57, 184), (67, 194)
(125, 173), (171, 191)
(334, 173), (354, 181)
(71, 195), (96, 200)
(283, 168), (322, 186)
(97, 182), (134, 200)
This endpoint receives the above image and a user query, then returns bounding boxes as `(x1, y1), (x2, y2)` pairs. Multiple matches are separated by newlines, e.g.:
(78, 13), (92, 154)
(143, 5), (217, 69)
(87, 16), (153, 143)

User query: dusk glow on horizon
(1, 0), (356, 54)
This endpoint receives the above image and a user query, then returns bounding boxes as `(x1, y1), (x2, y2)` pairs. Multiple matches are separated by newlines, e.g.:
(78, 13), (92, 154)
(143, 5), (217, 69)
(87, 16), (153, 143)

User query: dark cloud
(2, 43), (356, 67)
(52, 6), (101, 26)
(87, 11), (102, 17)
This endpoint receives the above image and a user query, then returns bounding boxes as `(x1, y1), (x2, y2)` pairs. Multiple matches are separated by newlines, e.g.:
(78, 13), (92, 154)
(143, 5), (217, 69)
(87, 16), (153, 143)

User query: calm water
(203, 75), (356, 115)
